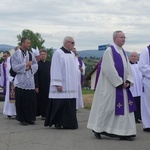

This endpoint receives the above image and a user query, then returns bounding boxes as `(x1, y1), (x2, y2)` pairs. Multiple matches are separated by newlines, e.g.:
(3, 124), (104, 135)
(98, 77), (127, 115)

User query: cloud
(0, 0), (150, 53)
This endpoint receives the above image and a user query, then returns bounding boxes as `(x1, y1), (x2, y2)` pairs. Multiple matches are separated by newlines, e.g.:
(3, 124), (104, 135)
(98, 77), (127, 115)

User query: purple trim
(94, 59), (102, 90)
(78, 58), (84, 84)
(110, 45), (136, 115)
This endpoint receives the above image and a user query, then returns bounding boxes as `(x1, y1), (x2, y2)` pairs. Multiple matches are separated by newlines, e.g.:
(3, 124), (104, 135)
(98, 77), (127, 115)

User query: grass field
(82, 89), (94, 110)
(82, 89), (94, 94)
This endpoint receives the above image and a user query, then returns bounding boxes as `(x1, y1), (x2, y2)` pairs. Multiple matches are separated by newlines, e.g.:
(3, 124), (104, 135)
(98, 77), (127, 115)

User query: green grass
(82, 89), (94, 94)
(84, 104), (91, 110)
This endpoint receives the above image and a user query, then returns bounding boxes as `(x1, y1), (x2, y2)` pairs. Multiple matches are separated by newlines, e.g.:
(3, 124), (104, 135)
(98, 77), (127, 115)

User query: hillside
(78, 49), (131, 59)
(78, 50), (104, 58)
(0, 44), (131, 58)
(0, 44), (14, 51)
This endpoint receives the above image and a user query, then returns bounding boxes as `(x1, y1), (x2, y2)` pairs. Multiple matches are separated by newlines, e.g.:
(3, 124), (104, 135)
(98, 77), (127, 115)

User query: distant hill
(0, 44), (131, 58)
(0, 44), (14, 51)
(78, 50), (131, 58)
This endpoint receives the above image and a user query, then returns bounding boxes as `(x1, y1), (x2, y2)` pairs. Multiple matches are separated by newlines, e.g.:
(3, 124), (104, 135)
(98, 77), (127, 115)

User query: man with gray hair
(129, 52), (142, 123)
(44, 36), (78, 129)
(87, 31), (136, 141)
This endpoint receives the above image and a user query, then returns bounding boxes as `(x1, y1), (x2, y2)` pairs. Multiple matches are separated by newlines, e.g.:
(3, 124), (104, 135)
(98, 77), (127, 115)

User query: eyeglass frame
(67, 41), (75, 45)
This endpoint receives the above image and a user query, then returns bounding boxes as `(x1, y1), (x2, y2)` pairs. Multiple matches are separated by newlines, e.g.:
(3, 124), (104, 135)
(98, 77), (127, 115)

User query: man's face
(3, 53), (9, 61)
(65, 39), (75, 50)
(130, 53), (138, 63)
(40, 52), (47, 61)
(115, 32), (126, 47)
(22, 39), (31, 50)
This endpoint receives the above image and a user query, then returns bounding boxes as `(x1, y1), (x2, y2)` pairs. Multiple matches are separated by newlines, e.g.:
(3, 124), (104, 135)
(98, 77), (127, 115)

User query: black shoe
(55, 124), (63, 129)
(143, 128), (150, 132)
(7, 115), (11, 118)
(27, 121), (35, 125)
(41, 116), (46, 120)
(120, 137), (133, 141)
(101, 132), (117, 138)
(20, 121), (28, 126)
(92, 130), (101, 139)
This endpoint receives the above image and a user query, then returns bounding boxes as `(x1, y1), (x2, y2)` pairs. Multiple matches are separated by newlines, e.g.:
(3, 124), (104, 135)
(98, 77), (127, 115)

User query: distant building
(84, 62), (99, 90)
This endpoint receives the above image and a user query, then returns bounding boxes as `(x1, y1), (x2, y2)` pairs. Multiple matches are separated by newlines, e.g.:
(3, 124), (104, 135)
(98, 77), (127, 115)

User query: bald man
(129, 52), (142, 123)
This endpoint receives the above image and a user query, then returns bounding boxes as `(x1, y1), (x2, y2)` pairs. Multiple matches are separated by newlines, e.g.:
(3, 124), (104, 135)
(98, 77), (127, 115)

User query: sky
(0, 0), (150, 53)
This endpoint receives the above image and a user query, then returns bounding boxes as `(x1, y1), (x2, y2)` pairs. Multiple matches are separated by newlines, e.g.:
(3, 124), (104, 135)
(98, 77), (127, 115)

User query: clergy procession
(0, 31), (150, 144)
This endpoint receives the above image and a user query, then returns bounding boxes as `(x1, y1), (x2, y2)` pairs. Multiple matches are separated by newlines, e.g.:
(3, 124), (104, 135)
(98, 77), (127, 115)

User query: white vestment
(139, 47), (150, 128)
(0, 57), (16, 116)
(12, 49), (38, 90)
(49, 49), (78, 99)
(75, 57), (84, 109)
(87, 44), (136, 136)
(130, 62), (142, 97)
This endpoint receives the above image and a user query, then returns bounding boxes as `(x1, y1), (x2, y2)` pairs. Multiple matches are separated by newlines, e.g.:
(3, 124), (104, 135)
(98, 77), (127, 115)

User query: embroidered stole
(110, 45), (136, 115)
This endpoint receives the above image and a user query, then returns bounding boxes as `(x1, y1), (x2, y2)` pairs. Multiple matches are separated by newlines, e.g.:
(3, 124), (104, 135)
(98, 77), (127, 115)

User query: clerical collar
(60, 46), (71, 53)
(130, 61), (137, 64)
(41, 60), (46, 62)
(20, 48), (27, 57)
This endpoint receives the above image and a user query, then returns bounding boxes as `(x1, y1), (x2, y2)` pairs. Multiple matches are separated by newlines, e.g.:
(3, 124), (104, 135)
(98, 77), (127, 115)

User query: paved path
(0, 102), (150, 150)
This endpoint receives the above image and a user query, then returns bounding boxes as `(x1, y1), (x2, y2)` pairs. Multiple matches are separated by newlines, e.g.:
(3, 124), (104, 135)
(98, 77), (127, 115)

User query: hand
(123, 83), (130, 88)
(26, 61), (32, 67)
(35, 88), (39, 93)
(26, 61), (32, 70)
(56, 86), (62, 92)
(79, 66), (83, 72)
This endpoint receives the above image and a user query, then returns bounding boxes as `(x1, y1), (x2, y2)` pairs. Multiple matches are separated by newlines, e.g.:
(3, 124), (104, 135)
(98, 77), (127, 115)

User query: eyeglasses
(117, 36), (126, 39)
(68, 41), (75, 45)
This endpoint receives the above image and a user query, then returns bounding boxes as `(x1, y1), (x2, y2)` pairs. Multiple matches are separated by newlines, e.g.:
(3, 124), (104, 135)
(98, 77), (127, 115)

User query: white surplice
(0, 57), (16, 116)
(130, 62), (142, 97)
(139, 47), (150, 128)
(75, 57), (84, 109)
(87, 44), (136, 136)
(12, 49), (38, 90)
(49, 49), (78, 99)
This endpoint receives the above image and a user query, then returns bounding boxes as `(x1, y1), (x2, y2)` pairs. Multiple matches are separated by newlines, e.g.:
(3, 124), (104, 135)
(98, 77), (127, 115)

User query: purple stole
(78, 57), (84, 84)
(2, 61), (7, 95)
(94, 59), (102, 90)
(110, 45), (136, 115)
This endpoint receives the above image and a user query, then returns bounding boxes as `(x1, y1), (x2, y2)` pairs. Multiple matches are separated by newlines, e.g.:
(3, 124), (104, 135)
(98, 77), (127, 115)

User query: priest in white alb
(139, 45), (150, 132)
(0, 51), (16, 118)
(87, 31), (136, 141)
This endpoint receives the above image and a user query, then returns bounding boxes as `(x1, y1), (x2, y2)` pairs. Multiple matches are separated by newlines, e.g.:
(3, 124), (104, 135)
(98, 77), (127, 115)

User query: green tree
(17, 29), (45, 49)
(46, 47), (53, 61)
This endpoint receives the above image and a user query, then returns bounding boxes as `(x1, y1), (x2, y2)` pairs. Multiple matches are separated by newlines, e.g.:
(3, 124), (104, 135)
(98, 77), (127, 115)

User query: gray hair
(113, 30), (123, 41)
(63, 36), (74, 45)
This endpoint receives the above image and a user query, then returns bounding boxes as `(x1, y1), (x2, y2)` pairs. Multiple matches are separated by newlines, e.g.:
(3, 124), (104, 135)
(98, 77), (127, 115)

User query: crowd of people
(0, 36), (85, 128)
(87, 30), (150, 141)
(0, 31), (150, 141)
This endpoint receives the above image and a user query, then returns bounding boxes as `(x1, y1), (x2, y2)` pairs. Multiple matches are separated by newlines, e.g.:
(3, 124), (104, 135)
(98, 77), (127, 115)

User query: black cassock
(35, 60), (51, 117)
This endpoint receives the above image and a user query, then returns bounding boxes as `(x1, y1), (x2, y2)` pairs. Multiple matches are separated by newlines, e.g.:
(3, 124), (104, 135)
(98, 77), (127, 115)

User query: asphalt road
(0, 102), (150, 150)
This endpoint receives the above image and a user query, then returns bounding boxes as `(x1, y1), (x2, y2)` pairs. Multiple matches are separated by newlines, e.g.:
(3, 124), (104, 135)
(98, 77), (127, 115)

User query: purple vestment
(78, 57), (84, 84)
(110, 45), (136, 115)
(94, 59), (102, 90)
